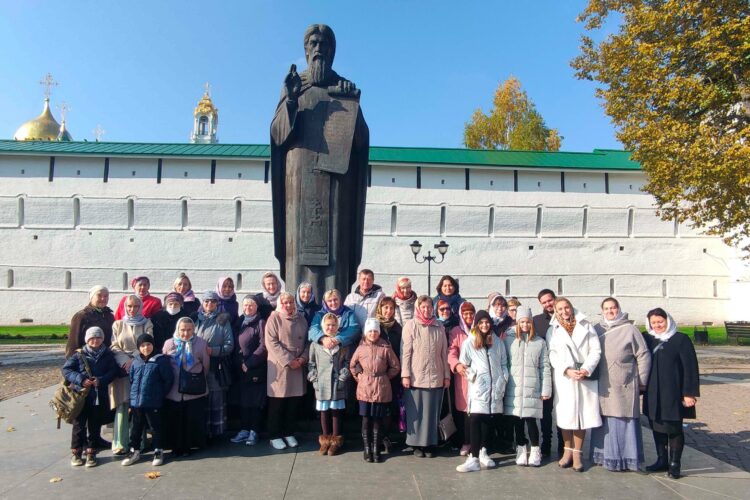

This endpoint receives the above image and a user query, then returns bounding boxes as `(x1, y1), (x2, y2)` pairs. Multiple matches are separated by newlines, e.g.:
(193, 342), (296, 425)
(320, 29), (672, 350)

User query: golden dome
(194, 91), (218, 118)
(14, 99), (63, 141)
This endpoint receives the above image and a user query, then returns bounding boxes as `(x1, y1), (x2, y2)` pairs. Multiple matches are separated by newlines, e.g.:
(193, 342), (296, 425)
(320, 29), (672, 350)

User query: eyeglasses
(438, 307), (450, 312)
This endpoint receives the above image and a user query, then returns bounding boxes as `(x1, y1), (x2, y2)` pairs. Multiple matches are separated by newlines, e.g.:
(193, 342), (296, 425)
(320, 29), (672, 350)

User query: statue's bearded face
(305, 33), (333, 85)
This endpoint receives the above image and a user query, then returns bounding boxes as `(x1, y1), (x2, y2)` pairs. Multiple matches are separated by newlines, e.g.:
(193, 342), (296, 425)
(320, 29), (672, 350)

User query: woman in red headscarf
(114, 276), (162, 320)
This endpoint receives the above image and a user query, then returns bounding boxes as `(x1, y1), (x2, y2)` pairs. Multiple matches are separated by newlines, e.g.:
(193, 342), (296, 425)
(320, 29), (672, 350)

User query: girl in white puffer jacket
(455, 310), (509, 473)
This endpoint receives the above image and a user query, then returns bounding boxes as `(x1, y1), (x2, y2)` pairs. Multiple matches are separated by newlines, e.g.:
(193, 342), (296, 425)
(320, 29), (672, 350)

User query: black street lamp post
(410, 240), (449, 293)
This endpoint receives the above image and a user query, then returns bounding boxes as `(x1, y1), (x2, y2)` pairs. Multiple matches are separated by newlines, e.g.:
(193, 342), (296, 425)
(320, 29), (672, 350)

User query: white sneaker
(528, 446), (542, 467)
(121, 449), (141, 466)
(230, 430), (250, 443)
(283, 435), (299, 448)
(152, 450), (164, 466)
(516, 445), (528, 466)
(245, 430), (258, 446)
(270, 438), (287, 450)
(479, 447), (496, 468)
(456, 454), (481, 473)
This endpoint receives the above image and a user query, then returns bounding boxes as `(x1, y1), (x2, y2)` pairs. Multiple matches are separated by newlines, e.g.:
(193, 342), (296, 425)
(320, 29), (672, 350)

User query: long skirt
(404, 387), (443, 447)
(590, 416), (644, 471)
(164, 397), (208, 452)
(208, 388), (227, 437)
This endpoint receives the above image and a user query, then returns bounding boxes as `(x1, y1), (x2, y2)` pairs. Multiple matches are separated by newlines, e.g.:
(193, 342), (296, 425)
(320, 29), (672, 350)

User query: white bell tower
(190, 83), (218, 144)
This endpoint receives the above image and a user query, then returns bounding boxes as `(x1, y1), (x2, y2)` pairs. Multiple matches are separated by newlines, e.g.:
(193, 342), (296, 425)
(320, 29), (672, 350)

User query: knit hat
(516, 306), (532, 320)
(202, 290), (220, 301)
(137, 333), (155, 348)
(84, 326), (104, 341)
(473, 310), (492, 328)
(164, 292), (184, 305)
(89, 285), (108, 300)
(364, 317), (380, 333)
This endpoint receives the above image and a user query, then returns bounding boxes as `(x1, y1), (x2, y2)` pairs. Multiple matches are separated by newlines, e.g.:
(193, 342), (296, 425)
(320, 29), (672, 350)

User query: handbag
(566, 344), (600, 381)
(438, 388), (457, 441)
(178, 365), (207, 395)
(50, 349), (91, 428)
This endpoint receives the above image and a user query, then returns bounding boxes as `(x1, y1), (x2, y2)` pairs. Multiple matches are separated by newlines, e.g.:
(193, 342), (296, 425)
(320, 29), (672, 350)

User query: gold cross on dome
(57, 101), (70, 121)
(93, 124), (106, 142)
(39, 73), (58, 100)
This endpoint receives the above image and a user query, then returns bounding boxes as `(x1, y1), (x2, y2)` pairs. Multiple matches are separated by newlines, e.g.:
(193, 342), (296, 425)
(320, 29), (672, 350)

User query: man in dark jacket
(533, 288), (563, 458)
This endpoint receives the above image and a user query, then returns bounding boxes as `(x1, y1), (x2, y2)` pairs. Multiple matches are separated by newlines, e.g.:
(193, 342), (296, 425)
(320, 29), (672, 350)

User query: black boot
(666, 434), (684, 479)
(362, 431), (373, 463)
(373, 430), (382, 463)
(646, 432), (669, 472)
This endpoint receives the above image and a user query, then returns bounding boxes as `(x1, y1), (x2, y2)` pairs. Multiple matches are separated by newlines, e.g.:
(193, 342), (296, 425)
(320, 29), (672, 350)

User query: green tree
(572, 0), (750, 250)
(464, 76), (562, 151)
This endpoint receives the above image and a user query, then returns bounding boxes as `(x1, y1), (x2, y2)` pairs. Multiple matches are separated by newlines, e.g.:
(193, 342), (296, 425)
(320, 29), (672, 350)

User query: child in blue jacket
(121, 333), (174, 467)
(62, 326), (119, 467)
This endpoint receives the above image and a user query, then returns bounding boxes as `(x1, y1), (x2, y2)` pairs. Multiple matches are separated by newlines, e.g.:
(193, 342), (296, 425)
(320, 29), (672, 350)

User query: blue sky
(0, 0), (620, 152)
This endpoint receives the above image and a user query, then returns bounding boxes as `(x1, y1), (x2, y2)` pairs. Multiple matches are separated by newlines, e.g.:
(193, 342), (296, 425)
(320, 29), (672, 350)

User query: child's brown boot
(328, 435), (344, 456)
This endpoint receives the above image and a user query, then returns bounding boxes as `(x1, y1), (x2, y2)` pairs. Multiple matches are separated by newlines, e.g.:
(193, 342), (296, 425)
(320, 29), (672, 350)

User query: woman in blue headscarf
(163, 317), (211, 457)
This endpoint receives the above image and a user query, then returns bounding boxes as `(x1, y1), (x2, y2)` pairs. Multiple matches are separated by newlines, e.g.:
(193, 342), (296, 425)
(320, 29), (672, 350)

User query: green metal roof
(0, 140), (640, 171)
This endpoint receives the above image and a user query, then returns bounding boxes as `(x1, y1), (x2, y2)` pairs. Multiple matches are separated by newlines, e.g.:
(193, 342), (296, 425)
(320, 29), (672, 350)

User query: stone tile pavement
(1, 386), (749, 500)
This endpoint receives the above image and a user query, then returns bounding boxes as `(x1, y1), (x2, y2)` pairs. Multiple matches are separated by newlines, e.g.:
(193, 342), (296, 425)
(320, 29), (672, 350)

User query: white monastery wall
(0, 153), (741, 326)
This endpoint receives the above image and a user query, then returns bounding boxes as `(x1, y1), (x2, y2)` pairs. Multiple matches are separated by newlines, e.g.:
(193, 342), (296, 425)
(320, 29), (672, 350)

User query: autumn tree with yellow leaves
(572, 0), (750, 250)
(464, 76), (562, 151)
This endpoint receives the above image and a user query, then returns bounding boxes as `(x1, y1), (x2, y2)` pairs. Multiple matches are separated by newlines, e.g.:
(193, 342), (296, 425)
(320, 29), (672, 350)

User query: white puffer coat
(503, 333), (551, 418)
(459, 332), (509, 415)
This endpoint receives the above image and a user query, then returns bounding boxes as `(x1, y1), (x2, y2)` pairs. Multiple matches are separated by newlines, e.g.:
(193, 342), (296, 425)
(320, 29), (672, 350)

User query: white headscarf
(646, 311), (677, 343)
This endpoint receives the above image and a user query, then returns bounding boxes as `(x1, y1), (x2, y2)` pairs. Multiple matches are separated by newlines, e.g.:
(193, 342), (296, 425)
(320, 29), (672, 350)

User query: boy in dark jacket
(121, 333), (174, 466)
(62, 326), (119, 467)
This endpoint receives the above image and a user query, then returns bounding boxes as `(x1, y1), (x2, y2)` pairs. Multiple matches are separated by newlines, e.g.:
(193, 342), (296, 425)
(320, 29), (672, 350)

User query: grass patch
(0, 325), (68, 336)
(0, 325), (69, 344)
(638, 325), (729, 346)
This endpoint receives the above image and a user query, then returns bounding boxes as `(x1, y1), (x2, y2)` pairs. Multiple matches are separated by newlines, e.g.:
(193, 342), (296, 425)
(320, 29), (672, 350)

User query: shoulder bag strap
(77, 349), (94, 378)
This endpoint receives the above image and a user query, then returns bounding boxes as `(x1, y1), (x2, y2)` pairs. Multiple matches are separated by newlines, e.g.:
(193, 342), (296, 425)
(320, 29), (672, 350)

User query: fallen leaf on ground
(49, 477), (63, 483)
(145, 471), (161, 479)
(6, 426), (15, 432)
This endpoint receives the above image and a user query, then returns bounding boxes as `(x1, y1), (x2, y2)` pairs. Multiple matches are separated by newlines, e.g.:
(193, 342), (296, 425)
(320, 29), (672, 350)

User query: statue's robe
(270, 71), (369, 301)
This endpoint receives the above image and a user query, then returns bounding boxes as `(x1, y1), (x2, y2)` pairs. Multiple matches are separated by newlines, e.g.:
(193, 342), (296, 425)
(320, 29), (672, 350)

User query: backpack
(49, 349), (92, 429)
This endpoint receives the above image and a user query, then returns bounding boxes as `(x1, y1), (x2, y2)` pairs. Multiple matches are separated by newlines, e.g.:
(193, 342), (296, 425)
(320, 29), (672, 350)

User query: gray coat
(307, 342), (352, 401)
(503, 334), (551, 418)
(594, 315), (651, 418)
(194, 312), (234, 391)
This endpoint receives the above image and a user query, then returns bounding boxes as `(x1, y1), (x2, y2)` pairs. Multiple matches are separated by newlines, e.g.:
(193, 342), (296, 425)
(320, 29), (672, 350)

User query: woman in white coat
(547, 297), (601, 472)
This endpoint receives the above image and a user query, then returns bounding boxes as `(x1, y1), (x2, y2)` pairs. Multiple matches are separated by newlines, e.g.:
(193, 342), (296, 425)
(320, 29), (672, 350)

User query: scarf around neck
(415, 304), (438, 327)
(646, 313), (678, 344)
(124, 295), (149, 327)
(172, 333), (194, 369)
(556, 313), (577, 335)
(83, 343), (106, 363)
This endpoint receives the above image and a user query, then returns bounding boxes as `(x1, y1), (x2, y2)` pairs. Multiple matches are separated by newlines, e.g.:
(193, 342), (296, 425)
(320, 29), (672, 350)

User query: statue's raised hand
(285, 64), (302, 100)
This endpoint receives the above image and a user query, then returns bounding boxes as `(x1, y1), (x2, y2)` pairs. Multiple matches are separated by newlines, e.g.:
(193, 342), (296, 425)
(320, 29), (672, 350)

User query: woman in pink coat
(448, 301), (476, 456)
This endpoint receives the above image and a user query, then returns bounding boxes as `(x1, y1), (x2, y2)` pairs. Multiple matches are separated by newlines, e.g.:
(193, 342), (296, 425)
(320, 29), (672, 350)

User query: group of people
(62, 270), (700, 480)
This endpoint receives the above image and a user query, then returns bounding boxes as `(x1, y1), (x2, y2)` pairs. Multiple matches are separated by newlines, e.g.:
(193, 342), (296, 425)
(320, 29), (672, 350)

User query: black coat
(151, 309), (190, 353)
(642, 332), (700, 422)
(381, 322), (403, 360)
(533, 312), (552, 340)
